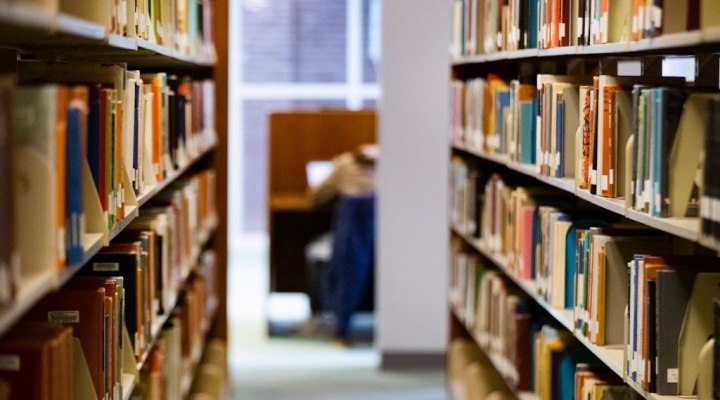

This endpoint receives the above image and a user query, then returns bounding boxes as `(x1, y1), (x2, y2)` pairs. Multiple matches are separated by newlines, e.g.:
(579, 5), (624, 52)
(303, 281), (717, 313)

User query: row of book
(450, 0), (720, 57)
(132, 251), (219, 399)
(0, 64), (216, 307)
(8, 0), (216, 61)
(452, 167), (720, 396)
(449, 279), (642, 400)
(185, 338), (228, 400)
(450, 72), (712, 221)
(0, 235), (218, 400)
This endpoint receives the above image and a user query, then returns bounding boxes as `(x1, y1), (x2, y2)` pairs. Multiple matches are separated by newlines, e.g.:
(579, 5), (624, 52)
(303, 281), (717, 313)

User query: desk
(269, 193), (333, 293)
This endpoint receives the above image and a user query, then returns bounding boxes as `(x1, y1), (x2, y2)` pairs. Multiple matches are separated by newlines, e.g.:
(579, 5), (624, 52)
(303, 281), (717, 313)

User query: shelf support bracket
(642, 55), (663, 77)
(695, 54), (719, 88)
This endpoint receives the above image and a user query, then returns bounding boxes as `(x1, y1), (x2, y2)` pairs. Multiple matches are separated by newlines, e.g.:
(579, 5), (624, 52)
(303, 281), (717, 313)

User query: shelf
(450, 225), (685, 400)
(0, 7), (214, 68)
(180, 308), (218, 398)
(452, 29), (720, 66)
(450, 307), (540, 400)
(452, 143), (702, 244)
(137, 139), (217, 207)
(136, 222), (217, 372)
(55, 13), (106, 40)
(0, 144), (217, 338)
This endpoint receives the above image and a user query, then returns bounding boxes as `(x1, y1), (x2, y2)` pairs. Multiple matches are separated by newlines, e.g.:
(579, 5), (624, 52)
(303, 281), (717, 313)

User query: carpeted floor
(227, 235), (446, 400)
(230, 337), (446, 400)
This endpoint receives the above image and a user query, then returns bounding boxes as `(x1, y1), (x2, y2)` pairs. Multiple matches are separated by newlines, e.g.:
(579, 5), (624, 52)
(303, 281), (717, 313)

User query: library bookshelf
(0, 1), (229, 399)
(448, 2), (720, 400)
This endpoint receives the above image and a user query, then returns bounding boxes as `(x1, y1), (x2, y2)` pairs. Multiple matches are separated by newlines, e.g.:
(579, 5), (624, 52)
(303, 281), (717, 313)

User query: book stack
(450, 241), (645, 398)
(450, 72), (715, 223)
(0, 65), (216, 310)
(450, 156), (484, 238)
(454, 170), (720, 397)
(58, 0), (215, 60)
(133, 249), (219, 399)
(0, 167), (218, 399)
(450, 0), (720, 58)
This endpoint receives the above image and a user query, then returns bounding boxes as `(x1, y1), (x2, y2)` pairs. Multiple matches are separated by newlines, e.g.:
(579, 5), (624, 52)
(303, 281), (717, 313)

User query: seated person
(303, 144), (378, 342)
(309, 143), (379, 208)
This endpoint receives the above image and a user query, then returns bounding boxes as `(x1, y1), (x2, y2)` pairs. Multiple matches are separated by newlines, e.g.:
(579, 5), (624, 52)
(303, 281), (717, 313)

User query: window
(238, 0), (381, 233)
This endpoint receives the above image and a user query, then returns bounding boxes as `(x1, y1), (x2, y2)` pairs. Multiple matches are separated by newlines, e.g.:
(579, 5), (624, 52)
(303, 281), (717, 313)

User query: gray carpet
(230, 338), (446, 400)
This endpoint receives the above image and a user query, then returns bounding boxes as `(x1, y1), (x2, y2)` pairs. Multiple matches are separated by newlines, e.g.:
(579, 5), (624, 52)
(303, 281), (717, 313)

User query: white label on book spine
(578, 18), (584, 38)
(609, 169), (614, 185)
(653, 6), (662, 28)
(94, 262), (120, 272)
(0, 356), (19, 371)
(560, 23), (566, 39)
(632, 16), (638, 33)
(713, 198), (720, 222)
(601, 175), (608, 191)
(639, 7), (645, 32)
(48, 311), (80, 324)
(667, 368), (679, 383)
(591, 170), (597, 184)
(702, 197), (711, 218)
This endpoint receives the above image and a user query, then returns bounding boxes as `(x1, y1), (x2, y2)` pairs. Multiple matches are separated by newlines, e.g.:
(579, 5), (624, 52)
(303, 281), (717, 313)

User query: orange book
(24, 288), (107, 400)
(66, 279), (118, 400)
(553, 0), (561, 47)
(55, 86), (69, 270)
(600, 85), (618, 197)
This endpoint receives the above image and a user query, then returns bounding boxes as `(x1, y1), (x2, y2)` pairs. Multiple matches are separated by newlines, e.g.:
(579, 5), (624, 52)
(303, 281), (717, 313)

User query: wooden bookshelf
(452, 30), (716, 66)
(0, 1), (229, 398)
(448, 2), (720, 399)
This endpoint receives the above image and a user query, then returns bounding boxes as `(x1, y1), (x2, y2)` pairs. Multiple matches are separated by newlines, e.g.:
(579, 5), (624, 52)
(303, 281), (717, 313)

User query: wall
(376, 0), (450, 356)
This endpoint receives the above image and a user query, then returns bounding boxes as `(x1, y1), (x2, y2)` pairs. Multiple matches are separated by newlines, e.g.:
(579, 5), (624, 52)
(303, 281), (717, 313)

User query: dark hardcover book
(0, 76), (14, 306)
(515, 312), (532, 390)
(560, 0), (570, 47)
(80, 243), (143, 356)
(713, 100), (720, 242)
(713, 300), (720, 399)
(647, 278), (657, 393)
(578, 0), (586, 45)
(688, 0), (700, 30)
(657, 88), (688, 217)
(520, 0), (529, 49)
(528, 0), (539, 48)
(66, 106), (84, 264)
(656, 270), (700, 395)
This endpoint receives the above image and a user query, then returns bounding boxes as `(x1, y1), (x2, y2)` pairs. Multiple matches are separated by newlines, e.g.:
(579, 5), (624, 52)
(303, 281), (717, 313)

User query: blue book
(528, 0), (538, 48)
(652, 88), (663, 217)
(519, 96), (537, 164)
(558, 347), (599, 400)
(564, 220), (608, 309)
(66, 107), (84, 264)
